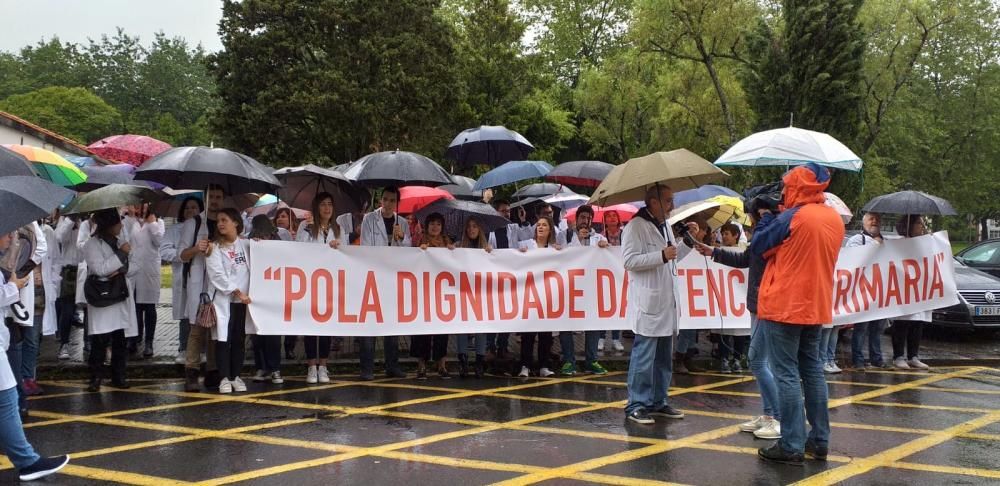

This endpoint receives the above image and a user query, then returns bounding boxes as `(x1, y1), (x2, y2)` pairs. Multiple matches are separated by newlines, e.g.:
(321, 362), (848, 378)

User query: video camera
(743, 181), (783, 220)
(671, 221), (696, 247)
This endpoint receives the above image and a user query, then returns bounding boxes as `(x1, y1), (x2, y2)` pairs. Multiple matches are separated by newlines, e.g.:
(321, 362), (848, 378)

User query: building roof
(0, 110), (110, 164)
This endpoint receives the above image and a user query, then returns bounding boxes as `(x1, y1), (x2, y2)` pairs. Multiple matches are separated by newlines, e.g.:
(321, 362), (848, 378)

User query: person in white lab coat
(515, 216), (561, 378)
(21, 220), (59, 397)
(82, 209), (139, 392)
(0, 230), (70, 481)
(358, 187), (409, 380)
(558, 205), (610, 378)
(54, 215), (83, 360)
(160, 197), (204, 364)
(623, 185), (695, 425)
(272, 207), (297, 241)
(296, 192), (343, 384)
(125, 204), (165, 358)
(178, 185), (225, 392)
(205, 208), (253, 394)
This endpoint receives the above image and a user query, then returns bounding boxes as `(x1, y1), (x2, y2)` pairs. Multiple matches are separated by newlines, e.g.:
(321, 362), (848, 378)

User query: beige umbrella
(667, 200), (741, 231)
(588, 149), (729, 206)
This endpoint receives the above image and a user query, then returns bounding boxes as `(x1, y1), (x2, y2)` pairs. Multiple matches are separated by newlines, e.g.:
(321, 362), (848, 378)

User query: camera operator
(748, 163), (844, 466)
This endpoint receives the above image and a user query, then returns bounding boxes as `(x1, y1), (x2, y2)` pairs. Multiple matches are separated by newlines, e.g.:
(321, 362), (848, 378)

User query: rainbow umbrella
(2, 144), (87, 187)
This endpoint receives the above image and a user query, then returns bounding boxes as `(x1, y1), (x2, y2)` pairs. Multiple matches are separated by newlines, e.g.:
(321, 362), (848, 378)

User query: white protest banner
(248, 243), (630, 336)
(674, 231), (959, 329)
(248, 232), (958, 335)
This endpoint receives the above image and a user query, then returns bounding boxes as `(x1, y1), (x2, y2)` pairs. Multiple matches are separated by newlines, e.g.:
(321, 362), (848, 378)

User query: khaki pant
(185, 325), (217, 371)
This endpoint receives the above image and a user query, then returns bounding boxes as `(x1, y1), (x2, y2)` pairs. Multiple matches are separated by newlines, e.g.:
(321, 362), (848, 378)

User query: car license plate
(974, 306), (1000, 316)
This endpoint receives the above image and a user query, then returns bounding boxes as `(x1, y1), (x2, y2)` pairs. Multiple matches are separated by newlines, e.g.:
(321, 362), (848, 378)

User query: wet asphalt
(3, 365), (1000, 485)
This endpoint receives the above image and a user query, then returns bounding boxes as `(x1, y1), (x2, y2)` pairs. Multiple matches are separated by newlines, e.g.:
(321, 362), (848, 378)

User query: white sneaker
(907, 358), (929, 370)
(539, 367), (555, 377)
(219, 378), (233, 394)
(518, 366), (531, 378)
(58, 344), (70, 360)
(739, 415), (768, 432)
(252, 369), (268, 382)
(317, 366), (330, 383)
(306, 365), (318, 384)
(232, 377), (247, 392)
(893, 357), (910, 369)
(613, 339), (625, 353)
(823, 363), (834, 374)
(753, 418), (781, 439)
(597, 338), (605, 356)
(174, 353), (186, 365)
(270, 371), (284, 384)
(829, 362), (842, 374)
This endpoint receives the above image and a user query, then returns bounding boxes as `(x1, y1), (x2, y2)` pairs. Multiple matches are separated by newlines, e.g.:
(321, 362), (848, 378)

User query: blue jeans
(675, 329), (697, 355)
(764, 319), (829, 453)
(559, 331), (599, 370)
(456, 334), (487, 357)
(21, 315), (42, 380)
(0, 386), (39, 469)
(851, 319), (885, 367)
(748, 315), (779, 419)
(5, 332), (26, 411)
(819, 327), (839, 364)
(625, 334), (674, 414)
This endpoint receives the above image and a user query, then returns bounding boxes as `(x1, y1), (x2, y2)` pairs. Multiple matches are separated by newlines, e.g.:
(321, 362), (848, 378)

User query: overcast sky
(1, 0), (224, 53)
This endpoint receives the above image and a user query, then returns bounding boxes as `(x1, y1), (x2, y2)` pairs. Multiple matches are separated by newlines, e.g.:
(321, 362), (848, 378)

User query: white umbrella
(824, 192), (853, 224)
(715, 127), (863, 172)
(543, 192), (589, 210)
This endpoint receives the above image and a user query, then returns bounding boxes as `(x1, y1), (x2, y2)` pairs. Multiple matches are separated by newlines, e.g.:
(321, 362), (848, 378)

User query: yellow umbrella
(2, 144), (87, 187)
(667, 199), (742, 231)
(589, 149), (729, 206)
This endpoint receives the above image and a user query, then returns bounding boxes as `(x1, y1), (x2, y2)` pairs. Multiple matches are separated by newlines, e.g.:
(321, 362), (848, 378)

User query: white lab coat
(54, 216), (81, 267)
(564, 230), (607, 247)
(160, 222), (188, 320)
(130, 218), (165, 304)
(360, 208), (411, 247)
(205, 238), (255, 342)
(74, 219), (92, 305)
(39, 223), (60, 335)
(83, 236), (138, 337)
(1, 274), (21, 390)
(488, 223), (525, 250)
(14, 222), (47, 327)
(295, 221), (342, 245)
(621, 215), (683, 337)
(177, 213), (211, 322)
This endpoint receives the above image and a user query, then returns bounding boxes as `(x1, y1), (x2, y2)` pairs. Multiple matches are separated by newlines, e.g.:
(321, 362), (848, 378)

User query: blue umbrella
(473, 160), (554, 191)
(446, 125), (534, 168)
(672, 185), (741, 207)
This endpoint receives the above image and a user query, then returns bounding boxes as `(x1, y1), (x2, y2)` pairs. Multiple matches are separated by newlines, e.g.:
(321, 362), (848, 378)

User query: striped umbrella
(2, 144), (87, 187)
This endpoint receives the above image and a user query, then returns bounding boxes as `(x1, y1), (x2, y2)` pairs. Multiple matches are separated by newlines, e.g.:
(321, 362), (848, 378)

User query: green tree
(87, 29), (145, 132)
(209, 0), (469, 166)
(0, 86), (122, 143)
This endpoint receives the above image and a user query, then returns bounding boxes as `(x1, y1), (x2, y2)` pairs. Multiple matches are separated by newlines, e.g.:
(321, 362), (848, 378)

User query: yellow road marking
(891, 460), (1000, 479)
(683, 442), (853, 463)
(852, 400), (993, 414)
(58, 464), (192, 485)
(826, 367), (982, 408)
(792, 412), (1000, 485)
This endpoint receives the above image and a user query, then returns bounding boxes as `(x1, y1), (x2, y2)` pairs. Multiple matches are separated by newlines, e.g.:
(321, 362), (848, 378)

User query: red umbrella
(87, 134), (171, 167)
(398, 186), (454, 214)
(565, 203), (638, 224)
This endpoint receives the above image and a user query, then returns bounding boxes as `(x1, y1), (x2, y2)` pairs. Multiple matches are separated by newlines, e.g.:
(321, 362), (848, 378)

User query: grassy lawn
(952, 241), (970, 254)
(161, 265), (172, 288)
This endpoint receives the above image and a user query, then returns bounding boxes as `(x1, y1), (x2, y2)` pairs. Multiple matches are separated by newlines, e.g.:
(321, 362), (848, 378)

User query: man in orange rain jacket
(749, 163), (845, 466)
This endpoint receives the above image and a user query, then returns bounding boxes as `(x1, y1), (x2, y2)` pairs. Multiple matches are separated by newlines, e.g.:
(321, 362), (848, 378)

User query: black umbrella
(274, 164), (367, 213)
(0, 176), (74, 234)
(439, 175), (483, 201)
(545, 160), (614, 188)
(445, 125), (534, 168)
(134, 146), (281, 195)
(512, 183), (576, 200)
(0, 146), (38, 177)
(415, 198), (511, 238)
(63, 184), (164, 215)
(342, 150), (452, 188)
(861, 190), (957, 216)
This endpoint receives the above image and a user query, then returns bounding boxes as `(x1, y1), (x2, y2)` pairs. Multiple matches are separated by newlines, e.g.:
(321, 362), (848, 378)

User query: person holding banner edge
(412, 212), (453, 379)
(749, 163), (844, 466)
(359, 187), (409, 380)
(622, 185), (696, 425)
(517, 216), (561, 378)
(890, 215), (931, 370)
(205, 209), (253, 394)
(559, 204), (609, 377)
(845, 211), (887, 370)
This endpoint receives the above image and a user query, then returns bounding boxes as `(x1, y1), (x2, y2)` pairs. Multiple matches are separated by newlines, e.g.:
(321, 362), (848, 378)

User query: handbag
(195, 291), (217, 328)
(83, 273), (128, 307)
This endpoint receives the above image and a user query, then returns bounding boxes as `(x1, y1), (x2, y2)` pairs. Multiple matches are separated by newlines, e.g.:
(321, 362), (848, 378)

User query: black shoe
(359, 373), (375, 381)
(203, 370), (222, 389)
(19, 454), (70, 481)
(416, 369), (428, 380)
(438, 367), (451, 379)
(649, 405), (684, 419)
(758, 444), (804, 466)
(86, 377), (101, 392)
(386, 368), (407, 379)
(474, 355), (485, 379)
(626, 408), (654, 425)
(805, 439), (828, 461)
(143, 345), (154, 358)
(110, 379), (130, 389)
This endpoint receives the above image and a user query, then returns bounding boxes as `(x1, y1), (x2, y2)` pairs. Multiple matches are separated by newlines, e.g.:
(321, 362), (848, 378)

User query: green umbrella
(63, 184), (163, 215)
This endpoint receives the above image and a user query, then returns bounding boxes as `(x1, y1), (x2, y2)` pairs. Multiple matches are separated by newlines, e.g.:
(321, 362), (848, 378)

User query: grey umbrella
(0, 146), (38, 177)
(274, 164), (367, 213)
(445, 125), (534, 169)
(342, 150), (452, 188)
(0, 176), (74, 234)
(415, 199), (511, 238)
(134, 146), (281, 195)
(63, 184), (163, 215)
(861, 190), (957, 216)
(74, 165), (156, 192)
(439, 175), (483, 201)
(545, 160), (614, 188)
(512, 183), (576, 200)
